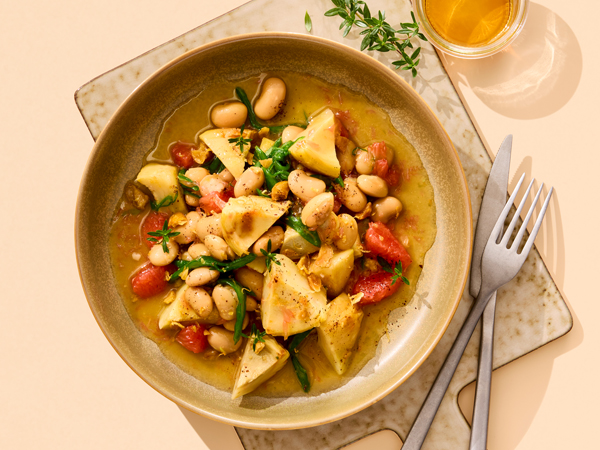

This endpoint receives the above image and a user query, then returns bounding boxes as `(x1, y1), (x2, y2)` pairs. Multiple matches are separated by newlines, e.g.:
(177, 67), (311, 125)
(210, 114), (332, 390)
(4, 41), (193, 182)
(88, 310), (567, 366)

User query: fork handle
(469, 292), (497, 450)
(402, 289), (494, 450)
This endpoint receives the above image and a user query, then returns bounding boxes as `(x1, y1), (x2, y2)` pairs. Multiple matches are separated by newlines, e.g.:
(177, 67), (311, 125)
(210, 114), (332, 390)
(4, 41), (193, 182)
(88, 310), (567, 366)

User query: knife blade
(470, 134), (512, 297)
(468, 134), (512, 450)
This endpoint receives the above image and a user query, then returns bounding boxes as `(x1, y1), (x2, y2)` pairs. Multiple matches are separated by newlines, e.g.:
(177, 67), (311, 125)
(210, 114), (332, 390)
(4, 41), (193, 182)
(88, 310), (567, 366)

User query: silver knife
(468, 135), (512, 450)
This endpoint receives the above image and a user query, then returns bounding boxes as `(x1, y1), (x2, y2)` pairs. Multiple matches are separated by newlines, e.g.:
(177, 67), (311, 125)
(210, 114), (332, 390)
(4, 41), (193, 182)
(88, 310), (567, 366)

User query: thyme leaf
(377, 256), (410, 286)
(227, 124), (252, 153)
(305, 11), (313, 32)
(146, 220), (180, 253)
(260, 239), (281, 272)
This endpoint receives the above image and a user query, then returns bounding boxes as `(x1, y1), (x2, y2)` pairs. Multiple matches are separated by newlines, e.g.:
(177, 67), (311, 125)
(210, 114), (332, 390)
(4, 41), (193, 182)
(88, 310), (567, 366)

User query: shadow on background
(445, 2), (582, 120)
(457, 177), (581, 449)
(179, 406), (243, 449)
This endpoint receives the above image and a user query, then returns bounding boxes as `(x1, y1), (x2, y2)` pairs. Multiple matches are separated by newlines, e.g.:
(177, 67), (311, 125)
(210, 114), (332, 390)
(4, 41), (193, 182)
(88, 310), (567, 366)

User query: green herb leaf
(235, 87), (308, 133)
(146, 220), (180, 253)
(288, 329), (313, 393)
(169, 253), (257, 281)
(242, 324), (267, 351)
(227, 124), (252, 153)
(203, 156), (225, 174)
(260, 239), (281, 272)
(253, 136), (303, 190)
(216, 278), (248, 344)
(286, 215), (321, 247)
(377, 256), (410, 286)
(324, 0), (426, 77)
(150, 192), (178, 211)
(305, 11), (313, 32)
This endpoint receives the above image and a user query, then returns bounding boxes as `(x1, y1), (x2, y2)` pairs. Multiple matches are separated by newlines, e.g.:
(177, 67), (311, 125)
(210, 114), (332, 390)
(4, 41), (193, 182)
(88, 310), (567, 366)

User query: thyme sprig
(147, 221), (180, 253)
(260, 239), (281, 272)
(377, 256), (410, 286)
(324, 1), (426, 77)
(228, 124), (252, 153)
(242, 323), (267, 351)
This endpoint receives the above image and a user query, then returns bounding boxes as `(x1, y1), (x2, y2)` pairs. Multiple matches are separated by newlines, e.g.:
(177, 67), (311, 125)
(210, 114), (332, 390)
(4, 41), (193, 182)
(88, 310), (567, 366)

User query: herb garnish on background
(324, 1), (427, 77)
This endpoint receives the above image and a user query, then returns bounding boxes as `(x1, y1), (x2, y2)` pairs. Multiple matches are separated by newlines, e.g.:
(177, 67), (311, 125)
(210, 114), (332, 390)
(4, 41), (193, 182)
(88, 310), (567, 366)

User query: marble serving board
(75, 0), (572, 448)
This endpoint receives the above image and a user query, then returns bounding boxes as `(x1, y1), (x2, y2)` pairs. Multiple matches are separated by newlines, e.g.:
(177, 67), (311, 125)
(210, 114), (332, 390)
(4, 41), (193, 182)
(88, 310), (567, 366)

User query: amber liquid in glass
(425, 0), (513, 47)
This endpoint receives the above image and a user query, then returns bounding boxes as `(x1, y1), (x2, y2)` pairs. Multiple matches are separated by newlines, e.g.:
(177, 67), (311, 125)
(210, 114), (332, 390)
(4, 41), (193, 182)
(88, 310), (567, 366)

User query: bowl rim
(75, 31), (472, 429)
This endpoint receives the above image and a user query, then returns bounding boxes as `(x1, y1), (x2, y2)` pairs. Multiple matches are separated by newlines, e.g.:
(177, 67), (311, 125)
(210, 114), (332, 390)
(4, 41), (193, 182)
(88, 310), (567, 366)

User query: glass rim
(412, 0), (530, 59)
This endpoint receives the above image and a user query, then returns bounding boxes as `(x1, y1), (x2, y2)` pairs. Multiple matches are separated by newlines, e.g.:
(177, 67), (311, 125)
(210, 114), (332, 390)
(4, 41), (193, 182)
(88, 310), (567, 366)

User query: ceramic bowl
(75, 32), (471, 429)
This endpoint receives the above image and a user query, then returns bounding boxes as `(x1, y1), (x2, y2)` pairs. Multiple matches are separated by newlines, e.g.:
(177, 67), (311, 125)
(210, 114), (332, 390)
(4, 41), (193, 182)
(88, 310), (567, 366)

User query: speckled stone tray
(75, 0), (572, 448)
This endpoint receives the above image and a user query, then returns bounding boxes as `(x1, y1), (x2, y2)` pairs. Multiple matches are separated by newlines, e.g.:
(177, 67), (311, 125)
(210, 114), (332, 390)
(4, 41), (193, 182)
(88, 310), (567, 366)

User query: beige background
(0, 0), (596, 449)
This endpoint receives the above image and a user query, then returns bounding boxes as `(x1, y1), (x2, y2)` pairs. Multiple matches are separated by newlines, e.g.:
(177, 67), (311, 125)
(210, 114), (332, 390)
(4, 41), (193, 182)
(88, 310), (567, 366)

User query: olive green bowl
(76, 32), (472, 430)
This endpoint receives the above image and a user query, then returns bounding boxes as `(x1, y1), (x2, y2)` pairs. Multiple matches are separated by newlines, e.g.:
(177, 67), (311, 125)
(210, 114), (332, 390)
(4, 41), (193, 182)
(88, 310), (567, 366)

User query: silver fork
(402, 173), (553, 450)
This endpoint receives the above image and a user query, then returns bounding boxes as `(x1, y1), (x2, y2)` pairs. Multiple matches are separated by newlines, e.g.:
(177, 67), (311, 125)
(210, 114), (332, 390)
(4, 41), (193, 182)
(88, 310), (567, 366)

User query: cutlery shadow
(441, 2), (582, 120)
(457, 297), (582, 449)
(178, 406), (244, 450)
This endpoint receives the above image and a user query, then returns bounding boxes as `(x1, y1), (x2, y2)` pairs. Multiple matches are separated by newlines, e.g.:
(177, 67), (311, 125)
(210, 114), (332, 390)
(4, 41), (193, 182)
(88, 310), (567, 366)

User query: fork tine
(488, 173), (526, 245)
(501, 178), (535, 248)
(510, 182), (543, 250)
(519, 187), (553, 256)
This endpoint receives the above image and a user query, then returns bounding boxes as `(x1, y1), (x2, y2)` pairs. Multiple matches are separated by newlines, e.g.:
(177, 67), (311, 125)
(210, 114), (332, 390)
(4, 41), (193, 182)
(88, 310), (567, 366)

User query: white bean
(371, 196), (403, 223)
(355, 150), (375, 175)
(199, 174), (227, 197)
(357, 175), (389, 198)
(302, 192), (334, 228)
(252, 226), (284, 255)
(184, 287), (214, 320)
(185, 267), (220, 287)
(204, 234), (234, 261)
(210, 101), (248, 128)
(340, 178), (367, 213)
(235, 267), (264, 300)
(148, 240), (179, 266)
(288, 170), (326, 203)
(254, 78), (286, 120)
(212, 284), (239, 321)
(282, 125), (304, 143)
(223, 313), (249, 332)
(333, 214), (358, 250)
(234, 167), (265, 197)
(217, 168), (234, 183)
(196, 214), (223, 241)
(174, 211), (201, 244)
(206, 327), (243, 354)
(188, 242), (211, 259)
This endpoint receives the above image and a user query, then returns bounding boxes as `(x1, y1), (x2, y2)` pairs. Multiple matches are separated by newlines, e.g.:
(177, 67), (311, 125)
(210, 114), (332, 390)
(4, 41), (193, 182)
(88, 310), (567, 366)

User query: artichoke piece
(221, 196), (290, 256)
(158, 285), (219, 330)
(310, 248), (354, 298)
(261, 254), (328, 337)
(280, 226), (319, 260)
(289, 108), (341, 178)
(136, 163), (187, 214)
(231, 334), (289, 399)
(199, 128), (251, 179)
(317, 293), (364, 375)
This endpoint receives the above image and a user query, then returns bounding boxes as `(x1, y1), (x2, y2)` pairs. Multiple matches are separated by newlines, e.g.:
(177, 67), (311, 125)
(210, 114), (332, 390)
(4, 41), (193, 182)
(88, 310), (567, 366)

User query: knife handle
(469, 292), (497, 450)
